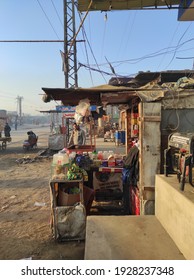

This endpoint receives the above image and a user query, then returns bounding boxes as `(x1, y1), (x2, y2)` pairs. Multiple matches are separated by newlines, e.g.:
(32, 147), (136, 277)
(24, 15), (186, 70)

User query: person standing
(15, 115), (18, 130)
(68, 123), (86, 146)
(15, 120), (17, 130)
(4, 123), (11, 137)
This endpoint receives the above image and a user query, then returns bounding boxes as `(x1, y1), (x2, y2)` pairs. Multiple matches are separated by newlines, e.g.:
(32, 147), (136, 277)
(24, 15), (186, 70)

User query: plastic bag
(55, 203), (86, 240)
(75, 99), (90, 117)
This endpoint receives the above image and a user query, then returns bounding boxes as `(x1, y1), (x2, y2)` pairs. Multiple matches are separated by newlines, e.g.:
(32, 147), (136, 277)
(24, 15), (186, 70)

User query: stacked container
(51, 151), (69, 180)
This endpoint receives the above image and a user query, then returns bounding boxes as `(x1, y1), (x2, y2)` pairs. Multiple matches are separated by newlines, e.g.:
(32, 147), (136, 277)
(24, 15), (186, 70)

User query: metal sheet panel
(41, 86), (136, 106)
(78, 0), (180, 12)
(178, 0), (194, 21)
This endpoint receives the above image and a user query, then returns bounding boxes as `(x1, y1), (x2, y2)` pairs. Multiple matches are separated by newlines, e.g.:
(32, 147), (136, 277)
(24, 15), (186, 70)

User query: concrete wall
(139, 102), (161, 215)
(155, 174), (194, 260)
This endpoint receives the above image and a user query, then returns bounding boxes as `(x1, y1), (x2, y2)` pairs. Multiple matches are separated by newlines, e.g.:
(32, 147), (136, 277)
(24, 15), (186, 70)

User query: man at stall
(68, 123), (86, 146)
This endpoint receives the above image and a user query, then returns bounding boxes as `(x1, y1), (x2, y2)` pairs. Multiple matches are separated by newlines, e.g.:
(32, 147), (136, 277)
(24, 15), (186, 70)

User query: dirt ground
(0, 130), (85, 260)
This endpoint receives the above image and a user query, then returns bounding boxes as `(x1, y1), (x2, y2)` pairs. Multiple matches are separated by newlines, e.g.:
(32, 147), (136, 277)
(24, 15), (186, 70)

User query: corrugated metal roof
(77, 0), (180, 12)
(41, 71), (194, 106)
(41, 85), (137, 106)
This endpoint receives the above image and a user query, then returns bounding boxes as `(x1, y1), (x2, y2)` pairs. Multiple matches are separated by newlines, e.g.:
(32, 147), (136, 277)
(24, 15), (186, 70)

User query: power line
(36, 0), (62, 41)
(0, 40), (63, 43)
(123, 11), (137, 57)
(156, 22), (180, 70)
(79, 62), (124, 77)
(50, 0), (63, 28)
(176, 56), (194, 59)
(176, 56), (194, 71)
(67, 0), (93, 58)
(0, 40), (84, 43)
(77, 11), (107, 83)
(164, 22), (193, 69)
(86, 38), (194, 68)
(78, 13), (94, 85)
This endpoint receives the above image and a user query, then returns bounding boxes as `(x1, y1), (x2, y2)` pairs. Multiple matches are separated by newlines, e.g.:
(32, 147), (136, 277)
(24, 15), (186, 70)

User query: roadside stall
(0, 135), (11, 150)
(43, 70), (194, 219)
(40, 109), (67, 151)
(42, 85), (138, 222)
(0, 110), (12, 150)
(50, 145), (127, 226)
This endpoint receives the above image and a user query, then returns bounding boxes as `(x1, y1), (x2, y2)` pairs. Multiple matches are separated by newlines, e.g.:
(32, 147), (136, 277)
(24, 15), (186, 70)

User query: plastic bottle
(69, 152), (76, 163)
(103, 151), (108, 160)
(53, 152), (69, 165)
(97, 151), (103, 160)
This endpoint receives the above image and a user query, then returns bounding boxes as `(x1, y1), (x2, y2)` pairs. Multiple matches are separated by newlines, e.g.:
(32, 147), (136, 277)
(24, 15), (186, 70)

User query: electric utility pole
(16, 95), (23, 125)
(63, 0), (78, 88)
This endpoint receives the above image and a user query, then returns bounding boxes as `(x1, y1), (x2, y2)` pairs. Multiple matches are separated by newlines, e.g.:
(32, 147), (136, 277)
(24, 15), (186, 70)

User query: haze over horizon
(1, 1), (194, 115)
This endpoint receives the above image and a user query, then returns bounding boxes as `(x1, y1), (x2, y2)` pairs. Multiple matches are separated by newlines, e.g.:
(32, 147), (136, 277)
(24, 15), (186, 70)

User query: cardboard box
(93, 171), (122, 190)
(58, 189), (80, 206)
(93, 171), (123, 202)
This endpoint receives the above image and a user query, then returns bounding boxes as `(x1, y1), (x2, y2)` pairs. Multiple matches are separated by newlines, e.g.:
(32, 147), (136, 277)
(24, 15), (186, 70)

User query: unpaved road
(0, 125), (85, 260)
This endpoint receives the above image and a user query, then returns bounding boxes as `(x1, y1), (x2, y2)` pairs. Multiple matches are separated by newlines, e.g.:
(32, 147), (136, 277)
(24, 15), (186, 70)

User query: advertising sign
(56, 105), (76, 118)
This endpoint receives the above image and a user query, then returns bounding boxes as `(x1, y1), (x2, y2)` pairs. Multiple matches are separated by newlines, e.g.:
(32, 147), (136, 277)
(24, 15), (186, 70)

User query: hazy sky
(0, 1), (194, 115)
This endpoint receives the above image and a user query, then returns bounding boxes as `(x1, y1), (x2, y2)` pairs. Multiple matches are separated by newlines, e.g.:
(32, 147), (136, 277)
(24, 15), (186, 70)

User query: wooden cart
(0, 137), (11, 150)
(49, 178), (86, 241)
(67, 144), (95, 153)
